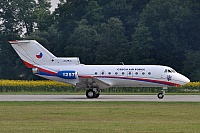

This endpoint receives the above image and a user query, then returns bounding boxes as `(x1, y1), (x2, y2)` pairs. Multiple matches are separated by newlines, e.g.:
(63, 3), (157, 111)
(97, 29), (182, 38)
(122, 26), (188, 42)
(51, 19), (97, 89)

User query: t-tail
(9, 40), (80, 68)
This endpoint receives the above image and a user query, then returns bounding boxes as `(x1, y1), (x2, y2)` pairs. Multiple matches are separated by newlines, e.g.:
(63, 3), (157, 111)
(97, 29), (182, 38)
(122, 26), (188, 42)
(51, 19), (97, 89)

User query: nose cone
(181, 75), (190, 85)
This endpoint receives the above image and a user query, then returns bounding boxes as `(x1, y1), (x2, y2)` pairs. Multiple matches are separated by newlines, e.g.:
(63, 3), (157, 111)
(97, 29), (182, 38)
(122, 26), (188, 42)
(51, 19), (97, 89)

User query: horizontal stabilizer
(9, 40), (31, 44)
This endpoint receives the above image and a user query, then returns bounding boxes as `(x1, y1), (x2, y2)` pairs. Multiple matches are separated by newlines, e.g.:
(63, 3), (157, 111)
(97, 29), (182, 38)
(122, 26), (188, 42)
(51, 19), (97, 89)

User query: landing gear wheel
(86, 89), (101, 98)
(86, 89), (95, 98)
(93, 93), (100, 98)
(157, 93), (164, 99)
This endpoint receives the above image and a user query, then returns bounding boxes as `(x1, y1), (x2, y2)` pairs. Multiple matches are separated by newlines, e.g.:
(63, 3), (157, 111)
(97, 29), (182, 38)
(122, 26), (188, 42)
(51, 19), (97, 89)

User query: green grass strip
(0, 101), (199, 133)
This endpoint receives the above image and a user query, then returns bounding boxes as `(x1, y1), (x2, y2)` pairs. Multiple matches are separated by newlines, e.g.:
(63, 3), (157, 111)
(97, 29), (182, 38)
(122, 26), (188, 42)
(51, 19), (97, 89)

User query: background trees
(1, 0), (200, 81)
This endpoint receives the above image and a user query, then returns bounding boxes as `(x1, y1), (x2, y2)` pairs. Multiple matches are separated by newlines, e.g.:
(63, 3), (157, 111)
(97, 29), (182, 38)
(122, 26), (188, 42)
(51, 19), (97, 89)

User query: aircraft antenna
(120, 62), (124, 65)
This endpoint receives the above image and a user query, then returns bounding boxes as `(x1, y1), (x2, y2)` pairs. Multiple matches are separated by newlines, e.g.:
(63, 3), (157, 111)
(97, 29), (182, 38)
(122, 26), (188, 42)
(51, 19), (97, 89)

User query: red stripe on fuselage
(79, 75), (92, 78)
(79, 75), (180, 87)
(22, 60), (57, 75)
(109, 76), (180, 86)
(22, 60), (35, 68)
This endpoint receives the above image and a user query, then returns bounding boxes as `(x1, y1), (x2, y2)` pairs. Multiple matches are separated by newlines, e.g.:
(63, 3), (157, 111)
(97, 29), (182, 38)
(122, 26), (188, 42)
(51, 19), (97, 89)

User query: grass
(0, 102), (200, 133)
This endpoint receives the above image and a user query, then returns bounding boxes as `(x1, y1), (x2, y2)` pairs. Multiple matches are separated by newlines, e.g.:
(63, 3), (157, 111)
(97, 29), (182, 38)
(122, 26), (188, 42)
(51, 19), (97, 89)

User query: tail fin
(9, 40), (56, 68)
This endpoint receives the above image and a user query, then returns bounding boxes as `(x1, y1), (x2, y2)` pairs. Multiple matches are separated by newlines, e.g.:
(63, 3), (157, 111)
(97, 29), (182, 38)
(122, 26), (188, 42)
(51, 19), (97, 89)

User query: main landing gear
(157, 87), (167, 99)
(86, 88), (100, 98)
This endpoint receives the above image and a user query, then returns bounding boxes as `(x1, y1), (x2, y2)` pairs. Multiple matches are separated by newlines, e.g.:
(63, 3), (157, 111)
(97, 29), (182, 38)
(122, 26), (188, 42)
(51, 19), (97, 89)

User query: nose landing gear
(157, 87), (167, 99)
(157, 92), (164, 99)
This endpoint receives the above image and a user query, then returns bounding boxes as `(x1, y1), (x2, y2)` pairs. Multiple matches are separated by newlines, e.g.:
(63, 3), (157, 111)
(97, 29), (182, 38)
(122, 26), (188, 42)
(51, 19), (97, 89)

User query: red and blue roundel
(36, 52), (43, 58)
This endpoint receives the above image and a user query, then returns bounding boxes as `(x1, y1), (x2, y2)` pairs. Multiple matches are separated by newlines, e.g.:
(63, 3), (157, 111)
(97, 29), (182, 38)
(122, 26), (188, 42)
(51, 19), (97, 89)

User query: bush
(0, 80), (199, 93)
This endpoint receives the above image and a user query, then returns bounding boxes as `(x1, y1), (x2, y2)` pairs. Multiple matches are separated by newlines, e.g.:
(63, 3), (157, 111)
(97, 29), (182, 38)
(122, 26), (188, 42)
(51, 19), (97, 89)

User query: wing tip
(8, 40), (31, 44)
(8, 40), (18, 44)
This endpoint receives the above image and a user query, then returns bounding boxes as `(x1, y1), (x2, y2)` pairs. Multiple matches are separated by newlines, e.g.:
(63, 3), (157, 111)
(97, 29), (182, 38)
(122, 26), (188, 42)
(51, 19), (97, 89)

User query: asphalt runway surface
(0, 95), (199, 102)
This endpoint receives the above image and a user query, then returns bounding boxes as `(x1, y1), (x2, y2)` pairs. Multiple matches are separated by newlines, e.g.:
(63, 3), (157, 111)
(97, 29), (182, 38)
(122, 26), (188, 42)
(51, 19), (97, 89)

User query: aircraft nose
(182, 75), (190, 85)
(185, 77), (190, 83)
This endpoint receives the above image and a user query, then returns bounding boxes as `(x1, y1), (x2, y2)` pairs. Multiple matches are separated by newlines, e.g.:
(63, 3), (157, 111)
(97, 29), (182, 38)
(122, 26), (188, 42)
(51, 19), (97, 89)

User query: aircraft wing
(92, 77), (111, 89)
(76, 76), (111, 89)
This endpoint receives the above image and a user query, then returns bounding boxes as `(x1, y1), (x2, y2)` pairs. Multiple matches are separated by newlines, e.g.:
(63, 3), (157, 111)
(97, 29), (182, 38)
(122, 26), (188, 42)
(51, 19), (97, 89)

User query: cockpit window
(171, 69), (176, 73)
(164, 69), (176, 73)
(168, 69), (172, 73)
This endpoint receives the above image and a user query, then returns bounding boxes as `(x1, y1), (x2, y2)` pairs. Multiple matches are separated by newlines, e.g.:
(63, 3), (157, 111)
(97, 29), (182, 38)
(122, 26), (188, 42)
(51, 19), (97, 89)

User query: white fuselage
(37, 64), (190, 88)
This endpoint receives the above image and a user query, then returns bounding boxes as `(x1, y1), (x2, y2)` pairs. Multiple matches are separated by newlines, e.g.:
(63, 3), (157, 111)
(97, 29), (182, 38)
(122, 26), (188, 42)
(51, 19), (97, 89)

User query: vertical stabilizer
(9, 40), (56, 67)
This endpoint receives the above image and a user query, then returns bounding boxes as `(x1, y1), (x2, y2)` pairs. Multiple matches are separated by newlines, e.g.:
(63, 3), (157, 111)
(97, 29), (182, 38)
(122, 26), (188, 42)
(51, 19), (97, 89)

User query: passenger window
(115, 72), (118, 75)
(95, 72), (98, 75)
(128, 72), (132, 75)
(142, 72), (145, 75)
(148, 72), (151, 75)
(101, 72), (105, 75)
(108, 72), (111, 75)
(122, 72), (125, 75)
(135, 72), (138, 75)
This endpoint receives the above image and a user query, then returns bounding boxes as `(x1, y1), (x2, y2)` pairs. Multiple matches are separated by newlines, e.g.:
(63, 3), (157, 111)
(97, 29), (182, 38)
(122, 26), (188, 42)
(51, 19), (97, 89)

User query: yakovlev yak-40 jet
(9, 40), (190, 99)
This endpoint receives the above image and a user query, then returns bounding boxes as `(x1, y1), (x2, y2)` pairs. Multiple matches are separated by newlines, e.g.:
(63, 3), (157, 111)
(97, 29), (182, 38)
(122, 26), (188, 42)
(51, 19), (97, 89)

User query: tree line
(0, 0), (200, 81)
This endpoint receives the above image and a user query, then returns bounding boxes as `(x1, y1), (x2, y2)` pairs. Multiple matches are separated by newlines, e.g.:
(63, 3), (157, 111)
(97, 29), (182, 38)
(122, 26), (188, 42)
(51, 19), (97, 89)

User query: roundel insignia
(36, 52), (43, 58)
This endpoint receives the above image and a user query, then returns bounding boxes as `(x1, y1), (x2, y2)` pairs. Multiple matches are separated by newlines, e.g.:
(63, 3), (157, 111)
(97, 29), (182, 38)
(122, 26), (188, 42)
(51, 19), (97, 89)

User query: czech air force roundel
(36, 52), (43, 58)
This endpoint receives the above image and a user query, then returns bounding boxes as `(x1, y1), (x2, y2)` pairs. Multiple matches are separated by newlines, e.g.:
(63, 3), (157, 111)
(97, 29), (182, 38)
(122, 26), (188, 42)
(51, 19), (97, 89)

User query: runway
(0, 95), (199, 102)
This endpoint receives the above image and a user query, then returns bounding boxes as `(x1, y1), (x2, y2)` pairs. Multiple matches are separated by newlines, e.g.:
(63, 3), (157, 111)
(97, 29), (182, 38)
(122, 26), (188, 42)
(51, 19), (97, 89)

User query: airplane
(9, 40), (190, 99)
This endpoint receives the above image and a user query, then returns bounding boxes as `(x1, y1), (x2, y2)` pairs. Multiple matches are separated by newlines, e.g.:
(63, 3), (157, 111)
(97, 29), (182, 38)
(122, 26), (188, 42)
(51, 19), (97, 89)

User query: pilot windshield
(164, 69), (176, 73)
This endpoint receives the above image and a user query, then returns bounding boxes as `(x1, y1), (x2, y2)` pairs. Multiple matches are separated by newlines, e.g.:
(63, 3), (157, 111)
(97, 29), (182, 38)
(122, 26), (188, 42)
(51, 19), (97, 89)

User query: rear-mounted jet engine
(57, 70), (78, 79)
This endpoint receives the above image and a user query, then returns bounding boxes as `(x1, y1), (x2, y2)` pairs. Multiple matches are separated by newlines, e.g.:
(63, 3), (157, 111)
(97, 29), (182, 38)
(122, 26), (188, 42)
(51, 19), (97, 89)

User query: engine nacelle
(57, 70), (78, 79)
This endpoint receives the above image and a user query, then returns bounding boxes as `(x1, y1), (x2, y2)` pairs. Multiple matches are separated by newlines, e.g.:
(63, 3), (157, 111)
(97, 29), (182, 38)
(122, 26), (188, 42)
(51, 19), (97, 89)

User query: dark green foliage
(183, 51), (200, 81)
(1, 0), (200, 81)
